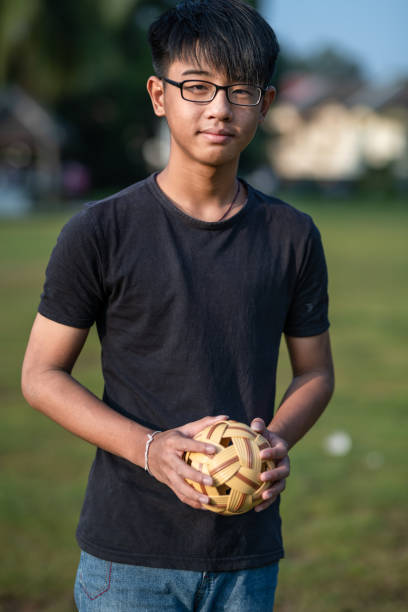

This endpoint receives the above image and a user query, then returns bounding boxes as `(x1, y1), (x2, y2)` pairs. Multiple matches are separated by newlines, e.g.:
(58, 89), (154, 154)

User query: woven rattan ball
(184, 420), (274, 516)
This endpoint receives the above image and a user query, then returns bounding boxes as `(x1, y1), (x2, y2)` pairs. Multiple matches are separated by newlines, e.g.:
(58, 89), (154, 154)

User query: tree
(0, 0), (262, 190)
(0, 0), (146, 101)
(274, 45), (363, 86)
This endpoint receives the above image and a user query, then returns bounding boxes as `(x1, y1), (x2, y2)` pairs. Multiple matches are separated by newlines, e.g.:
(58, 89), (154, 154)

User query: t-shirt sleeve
(38, 208), (105, 328)
(284, 222), (330, 337)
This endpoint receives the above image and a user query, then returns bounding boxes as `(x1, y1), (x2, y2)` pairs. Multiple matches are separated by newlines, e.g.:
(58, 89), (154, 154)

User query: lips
(200, 128), (235, 143)
(201, 128), (235, 137)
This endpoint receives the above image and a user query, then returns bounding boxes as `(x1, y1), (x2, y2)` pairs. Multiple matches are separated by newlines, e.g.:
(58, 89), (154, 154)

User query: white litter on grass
(323, 431), (352, 456)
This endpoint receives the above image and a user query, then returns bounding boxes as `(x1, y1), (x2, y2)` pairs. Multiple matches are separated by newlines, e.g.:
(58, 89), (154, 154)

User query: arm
(21, 313), (227, 509)
(269, 330), (334, 447)
(251, 330), (334, 511)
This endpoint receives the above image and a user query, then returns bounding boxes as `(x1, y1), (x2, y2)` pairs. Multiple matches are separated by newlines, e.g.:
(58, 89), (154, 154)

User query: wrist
(121, 422), (158, 468)
(144, 430), (161, 475)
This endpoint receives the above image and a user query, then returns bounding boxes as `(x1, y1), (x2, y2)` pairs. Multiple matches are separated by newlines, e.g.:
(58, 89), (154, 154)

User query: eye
(184, 82), (212, 93)
(230, 86), (255, 96)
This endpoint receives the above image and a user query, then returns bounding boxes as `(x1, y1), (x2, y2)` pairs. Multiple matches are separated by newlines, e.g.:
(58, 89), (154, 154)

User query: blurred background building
(0, 86), (62, 215)
(257, 0), (408, 196)
(0, 0), (407, 215)
(263, 72), (408, 193)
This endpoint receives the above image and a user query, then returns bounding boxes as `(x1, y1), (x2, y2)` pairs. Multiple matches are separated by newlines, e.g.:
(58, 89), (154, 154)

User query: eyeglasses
(161, 77), (265, 107)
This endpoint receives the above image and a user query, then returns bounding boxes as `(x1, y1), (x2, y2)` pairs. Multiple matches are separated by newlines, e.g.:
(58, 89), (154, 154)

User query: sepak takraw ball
(184, 420), (274, 516)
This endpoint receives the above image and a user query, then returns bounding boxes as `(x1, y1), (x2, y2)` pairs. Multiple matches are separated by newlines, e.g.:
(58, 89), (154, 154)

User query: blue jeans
(74, 551), (279, 611)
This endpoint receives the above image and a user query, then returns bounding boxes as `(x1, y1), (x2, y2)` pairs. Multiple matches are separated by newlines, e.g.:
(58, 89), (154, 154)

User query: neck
(156, 156), (244, 223)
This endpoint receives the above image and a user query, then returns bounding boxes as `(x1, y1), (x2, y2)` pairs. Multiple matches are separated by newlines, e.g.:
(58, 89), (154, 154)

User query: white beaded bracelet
(144, 430), (161, 475)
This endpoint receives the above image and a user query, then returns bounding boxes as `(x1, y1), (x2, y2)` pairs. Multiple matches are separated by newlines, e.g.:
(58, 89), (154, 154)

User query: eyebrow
(181, 69), (211, 76)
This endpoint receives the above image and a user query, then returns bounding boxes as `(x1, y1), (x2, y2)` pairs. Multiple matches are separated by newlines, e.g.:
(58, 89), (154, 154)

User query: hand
(250, 417), (290, 512)
(147, 415), (229, 510)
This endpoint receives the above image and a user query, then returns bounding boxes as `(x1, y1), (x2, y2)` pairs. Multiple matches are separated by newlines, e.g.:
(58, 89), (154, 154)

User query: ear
(258, 86), (276, 123)
(147, 76), (166, 117)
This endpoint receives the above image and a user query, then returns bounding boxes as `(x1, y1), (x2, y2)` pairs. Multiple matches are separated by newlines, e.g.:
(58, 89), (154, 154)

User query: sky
(260, 0), (408, 84)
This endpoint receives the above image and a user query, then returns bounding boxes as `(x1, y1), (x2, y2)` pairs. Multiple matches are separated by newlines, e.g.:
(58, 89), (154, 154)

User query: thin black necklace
(217, 180), (241, 222)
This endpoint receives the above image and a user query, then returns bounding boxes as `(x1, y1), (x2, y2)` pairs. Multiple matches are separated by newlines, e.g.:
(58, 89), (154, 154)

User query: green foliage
(0, 196), (407, 610)
(1, 0), (143, 100)
(0, 0), (174, 188)
(0, 0), (266, 190)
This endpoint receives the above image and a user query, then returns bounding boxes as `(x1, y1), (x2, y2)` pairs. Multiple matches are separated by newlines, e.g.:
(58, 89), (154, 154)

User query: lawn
(0, 196), (407, 611)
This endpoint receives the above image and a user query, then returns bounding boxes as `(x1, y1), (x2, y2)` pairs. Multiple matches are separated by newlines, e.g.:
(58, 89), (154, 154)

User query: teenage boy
(22, 1), (334, 610)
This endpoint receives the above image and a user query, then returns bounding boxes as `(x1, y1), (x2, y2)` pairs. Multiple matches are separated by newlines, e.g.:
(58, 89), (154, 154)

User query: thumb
(251, 418), (266, 433)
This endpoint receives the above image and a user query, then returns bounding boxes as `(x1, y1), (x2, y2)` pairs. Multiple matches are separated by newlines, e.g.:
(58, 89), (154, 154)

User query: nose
(205, 89), (233, 121)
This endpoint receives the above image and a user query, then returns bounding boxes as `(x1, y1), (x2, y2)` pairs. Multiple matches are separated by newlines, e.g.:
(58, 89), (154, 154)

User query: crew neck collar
(147, 172), (253, 230)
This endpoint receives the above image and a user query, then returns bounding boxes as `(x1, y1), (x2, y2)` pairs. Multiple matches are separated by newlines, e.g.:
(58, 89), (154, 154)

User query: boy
(22, 1), (334, 610)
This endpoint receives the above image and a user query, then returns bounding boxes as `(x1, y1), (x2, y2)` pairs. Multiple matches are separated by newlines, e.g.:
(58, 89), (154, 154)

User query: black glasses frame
(161, 77), (265, 107)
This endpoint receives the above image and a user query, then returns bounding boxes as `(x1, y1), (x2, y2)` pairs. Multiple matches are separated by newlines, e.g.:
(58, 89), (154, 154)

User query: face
(147, 59), (275, 170)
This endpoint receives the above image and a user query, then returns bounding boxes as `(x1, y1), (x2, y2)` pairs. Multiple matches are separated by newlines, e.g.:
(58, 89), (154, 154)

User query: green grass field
(0, 197), (407, 611)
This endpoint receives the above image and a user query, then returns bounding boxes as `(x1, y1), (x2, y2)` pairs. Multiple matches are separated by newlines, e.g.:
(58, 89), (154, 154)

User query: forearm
(22, 367), (151, 467)
(268, 370), (334, 449)
(22, 364), (233, 511)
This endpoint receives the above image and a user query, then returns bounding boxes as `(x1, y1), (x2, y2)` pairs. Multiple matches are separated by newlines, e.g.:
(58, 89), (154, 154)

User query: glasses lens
(228, 85), (261, 106)
(182, 81), (216, 102)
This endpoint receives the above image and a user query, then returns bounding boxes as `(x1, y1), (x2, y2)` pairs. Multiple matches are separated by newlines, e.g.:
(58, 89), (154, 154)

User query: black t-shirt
(39, 173), (329, 571)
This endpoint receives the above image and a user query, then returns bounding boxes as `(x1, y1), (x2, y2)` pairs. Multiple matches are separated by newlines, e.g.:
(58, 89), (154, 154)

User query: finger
(260, 457), (290, 480)
(180, 414), (229, 438)
(173, 472), (212, 509)
(255, 492), (278, 512)
(260, 442), (289, 461)
(254, 497), (275, 512)
(250, 418), (266, 433)
(173, 459), (215, 489)
(261, 479), (286, 499)
(260, 464), (290, 483)
(254, 481), (286, 512)
(149, 433), (218, 484)
(170, 433), (220, 456)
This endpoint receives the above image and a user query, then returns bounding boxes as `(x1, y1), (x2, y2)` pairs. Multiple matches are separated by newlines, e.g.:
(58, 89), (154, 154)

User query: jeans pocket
(78, 551), (112, 600)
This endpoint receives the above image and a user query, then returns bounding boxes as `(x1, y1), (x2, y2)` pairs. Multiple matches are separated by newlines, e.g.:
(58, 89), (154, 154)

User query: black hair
(148, 0), (280, 87)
